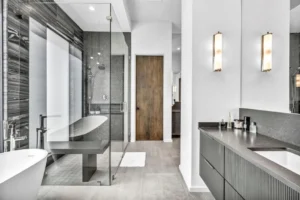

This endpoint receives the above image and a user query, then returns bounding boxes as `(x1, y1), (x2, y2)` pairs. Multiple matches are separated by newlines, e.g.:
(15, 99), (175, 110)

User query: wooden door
(136, 56), (163, 140)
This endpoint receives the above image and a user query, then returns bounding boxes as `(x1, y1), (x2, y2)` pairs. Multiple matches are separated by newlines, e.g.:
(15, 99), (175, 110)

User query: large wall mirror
(241, 0), (297, 114)
(290, 0), (300, 114)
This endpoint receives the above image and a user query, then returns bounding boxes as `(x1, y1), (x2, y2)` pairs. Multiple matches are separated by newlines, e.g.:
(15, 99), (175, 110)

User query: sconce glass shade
(296, 74), (300, 88)
(172, 85), (177, 93)
(213, 32), (222, 72)
(261, 32), (273, 72)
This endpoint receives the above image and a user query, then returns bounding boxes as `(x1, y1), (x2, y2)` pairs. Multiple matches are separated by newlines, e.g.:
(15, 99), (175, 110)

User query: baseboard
(179, 165), (191, 189)
(179, 165), (209, 193)
(189, 186), (210, 193)
(163, 139), (173, 143)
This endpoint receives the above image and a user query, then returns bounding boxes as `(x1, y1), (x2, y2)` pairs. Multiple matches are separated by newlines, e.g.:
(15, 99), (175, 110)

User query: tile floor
(37, 139), (215, 200)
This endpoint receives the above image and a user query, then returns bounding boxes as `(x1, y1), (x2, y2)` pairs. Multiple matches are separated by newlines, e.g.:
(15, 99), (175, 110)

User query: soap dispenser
(250, 122), (257, 134)
(227, 112), (232, 129)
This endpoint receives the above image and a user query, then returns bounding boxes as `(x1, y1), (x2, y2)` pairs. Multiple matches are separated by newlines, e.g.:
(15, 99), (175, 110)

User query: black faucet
(36, 114), (61, 149)
(36, 115), (48, 149)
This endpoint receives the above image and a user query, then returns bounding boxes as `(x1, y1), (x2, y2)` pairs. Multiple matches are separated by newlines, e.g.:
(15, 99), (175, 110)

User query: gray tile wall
(83, 32), (129, 141)
(240, 108), (300, 147)
(0, 0), (3, 152)
(124, 32), (131, 141)
(290, 33), (300, 113)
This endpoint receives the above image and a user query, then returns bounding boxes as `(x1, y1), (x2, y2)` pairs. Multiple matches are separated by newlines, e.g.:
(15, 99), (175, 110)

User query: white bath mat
(120, 152), (146, 167)
(111, 152), (124, 167)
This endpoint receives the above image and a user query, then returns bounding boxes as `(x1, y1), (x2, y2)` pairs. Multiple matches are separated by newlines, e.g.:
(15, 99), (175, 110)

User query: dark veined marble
(3, 0), (84, 149)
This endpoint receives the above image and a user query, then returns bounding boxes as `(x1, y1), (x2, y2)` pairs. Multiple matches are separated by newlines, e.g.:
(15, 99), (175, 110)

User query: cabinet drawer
(225, 181), (244, 200)
(200, 156), (224, 200)
(200, 131), (224, 175)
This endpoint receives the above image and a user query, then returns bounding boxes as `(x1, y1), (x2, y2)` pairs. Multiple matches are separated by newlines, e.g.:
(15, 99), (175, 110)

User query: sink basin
(251, 148), (300, 176)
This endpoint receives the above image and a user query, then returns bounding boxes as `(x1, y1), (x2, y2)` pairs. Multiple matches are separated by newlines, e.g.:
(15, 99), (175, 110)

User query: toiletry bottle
(221, 119), (226, 129)
(227, 112), (232, 129)
(243, 123), (247, 131)
(250, 122), (257, 134)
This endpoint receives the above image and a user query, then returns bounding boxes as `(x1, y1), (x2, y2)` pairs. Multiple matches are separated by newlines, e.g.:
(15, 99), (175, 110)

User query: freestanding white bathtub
(0, 149), (48, 200)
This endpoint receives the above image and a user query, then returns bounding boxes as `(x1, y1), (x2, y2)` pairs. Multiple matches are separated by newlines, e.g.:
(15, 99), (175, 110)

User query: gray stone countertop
(199, 126), (300, 193)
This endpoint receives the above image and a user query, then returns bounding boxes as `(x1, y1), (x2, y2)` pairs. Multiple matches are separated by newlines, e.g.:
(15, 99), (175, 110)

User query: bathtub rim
(0, 149), (48, 184)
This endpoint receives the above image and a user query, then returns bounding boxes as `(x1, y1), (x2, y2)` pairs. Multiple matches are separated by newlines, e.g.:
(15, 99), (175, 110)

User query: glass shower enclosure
(1, 0), (130, 186)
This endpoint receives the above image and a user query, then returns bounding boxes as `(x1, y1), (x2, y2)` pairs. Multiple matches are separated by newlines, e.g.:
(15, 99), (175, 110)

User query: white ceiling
(127, 0), (182, 33)
(54, 0), (131, 32)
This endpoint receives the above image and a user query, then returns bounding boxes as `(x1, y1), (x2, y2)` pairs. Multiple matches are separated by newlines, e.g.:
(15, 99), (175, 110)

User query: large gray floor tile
(38, 139), (214, 200)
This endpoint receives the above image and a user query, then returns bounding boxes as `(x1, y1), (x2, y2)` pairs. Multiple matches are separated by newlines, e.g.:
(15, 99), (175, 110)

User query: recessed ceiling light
(97, 62), (100, 65)
(89, 6), (95, 11)
(90, 57), (94, 59)
(177, 47), (181, 51)
(98, 52), (101, 55)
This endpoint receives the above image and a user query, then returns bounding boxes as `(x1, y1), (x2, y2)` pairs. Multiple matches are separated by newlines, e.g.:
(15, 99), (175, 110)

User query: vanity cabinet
(200, 130), (300, 200)
(200, 132), (224, 176)
(225, 181), (244, 200)
(225, 148), (300, 200)
(200, 131), (242, 200)
(200, 156), (224, 200)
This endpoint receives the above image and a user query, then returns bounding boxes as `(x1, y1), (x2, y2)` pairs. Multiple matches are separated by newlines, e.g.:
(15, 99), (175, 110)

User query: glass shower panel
(110, 7), (129, 179)
(3, 0), (113, 186)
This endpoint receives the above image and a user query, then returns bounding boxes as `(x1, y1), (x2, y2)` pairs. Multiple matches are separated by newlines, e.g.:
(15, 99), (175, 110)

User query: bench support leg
(82, 154), (97, 182)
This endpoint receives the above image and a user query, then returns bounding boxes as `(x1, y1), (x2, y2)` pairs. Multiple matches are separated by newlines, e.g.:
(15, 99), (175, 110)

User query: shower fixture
(88, 64), (106, 107)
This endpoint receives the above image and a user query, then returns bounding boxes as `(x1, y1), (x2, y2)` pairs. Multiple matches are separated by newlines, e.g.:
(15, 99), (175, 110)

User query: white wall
(172, 51), (181, 102)
(173, 72), (181, 102)
(172, 52), (181, 74)
(179, 0), (194, 190)
(131, 21), (173, 142)
(47, 29), (70, 142)
(180, 0), (241, 191)
(69, 49), (82, 125)
(29, 18), (47, 149)
(241, 0), (290, 113)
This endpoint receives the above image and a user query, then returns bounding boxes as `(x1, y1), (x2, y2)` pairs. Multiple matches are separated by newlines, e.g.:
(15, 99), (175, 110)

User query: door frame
(131, 54), (172, 142)
(135, 55), (164, 141)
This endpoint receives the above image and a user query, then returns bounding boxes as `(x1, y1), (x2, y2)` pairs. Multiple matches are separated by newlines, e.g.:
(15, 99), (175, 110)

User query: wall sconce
(296, 74), (300, 88)
(296, 68), (300, 88)
(213, 32), (222, 72)
(261, 32), (273, 72)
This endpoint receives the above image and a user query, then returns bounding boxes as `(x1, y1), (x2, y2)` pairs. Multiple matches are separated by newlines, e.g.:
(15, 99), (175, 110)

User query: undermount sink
(250, 148), (300, 176)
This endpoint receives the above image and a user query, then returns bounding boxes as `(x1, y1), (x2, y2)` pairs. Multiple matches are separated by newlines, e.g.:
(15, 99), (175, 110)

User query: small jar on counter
(250, 122), (257, 134)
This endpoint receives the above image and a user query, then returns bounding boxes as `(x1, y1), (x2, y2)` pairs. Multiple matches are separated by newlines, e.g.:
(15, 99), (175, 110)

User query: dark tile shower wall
(0, 0), (3, 152)
(83, 32), (128, 141)
(124, 32), (131, 141)
(290, 33), (300, 113)
(240, 108), (300, 147)
(3, 0), (83, 149)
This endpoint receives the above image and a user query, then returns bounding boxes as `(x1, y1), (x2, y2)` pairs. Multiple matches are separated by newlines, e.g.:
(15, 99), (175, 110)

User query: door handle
(136, 107), (140, 111)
